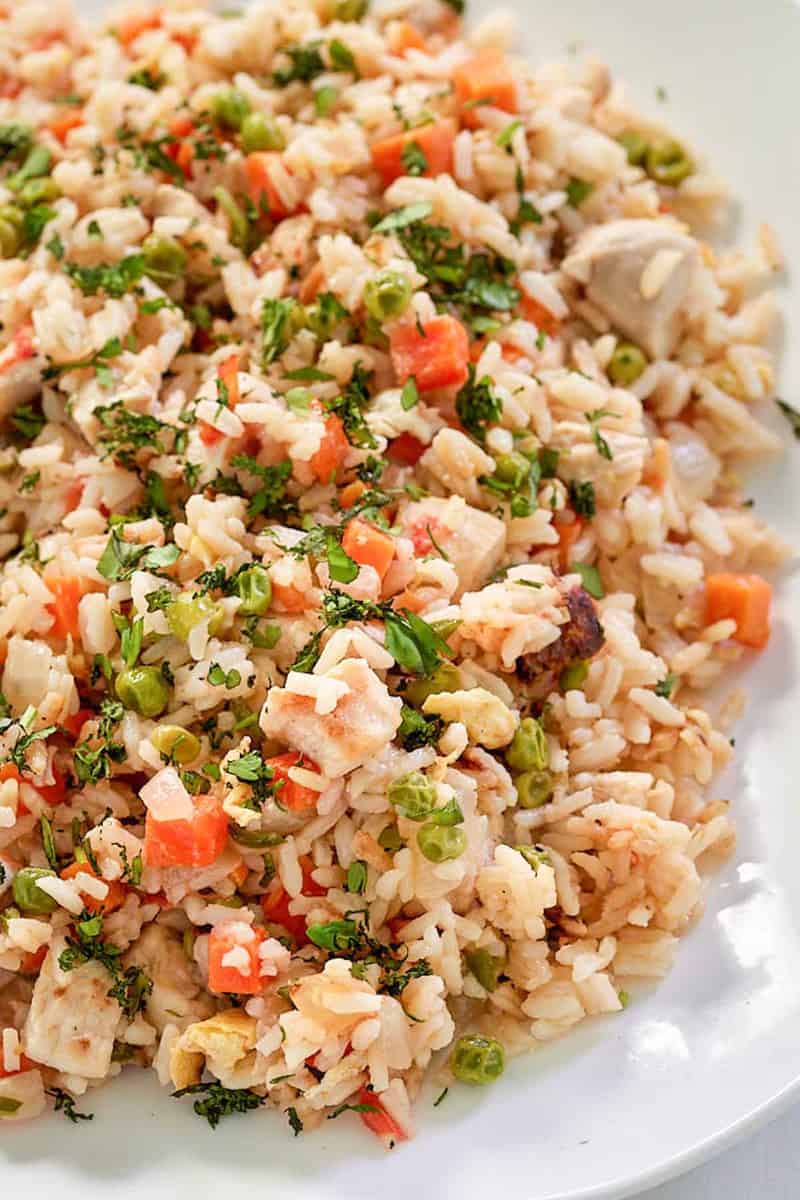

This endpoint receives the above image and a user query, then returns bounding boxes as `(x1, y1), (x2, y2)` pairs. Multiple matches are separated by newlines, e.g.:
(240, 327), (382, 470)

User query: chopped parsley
(42, 336), (123, 387)
(59, 912), (152, 1019)
(286, 1106), (304, 1136)
(776, 398), (800, 440)
(172, 1082), (266, 1129)
(571, 561), (604, 599)
(565, 177), (593, 208)
(96, 532), (180, 582)
(397, 703), (443, 750)
(401, 139), (428, 176)
(323, 362), (377, 449)
(260, 297), (303, 366)
(46, 1088), (94, 1124)
(230, 455), (293, 521)
(455, 366), (503, 441)
(65, 254), (145, 299)
(9, 402), (45, 443)
(568, 479), (597, 519)
(273, 42), (326, 87)
(654, 674), (677, 699)
(586, 408), (614, 461)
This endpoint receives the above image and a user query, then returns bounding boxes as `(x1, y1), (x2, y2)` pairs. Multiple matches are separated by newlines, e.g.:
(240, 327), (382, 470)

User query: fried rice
(0, 0), (790, 1143)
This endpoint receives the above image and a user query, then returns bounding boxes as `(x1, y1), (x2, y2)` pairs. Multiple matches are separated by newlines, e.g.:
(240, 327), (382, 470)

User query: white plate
(4, 1), (800, 1197)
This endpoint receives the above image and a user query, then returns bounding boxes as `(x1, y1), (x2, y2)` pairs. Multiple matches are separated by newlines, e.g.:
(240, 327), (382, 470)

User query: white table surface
(639, 1101), (800, 1198)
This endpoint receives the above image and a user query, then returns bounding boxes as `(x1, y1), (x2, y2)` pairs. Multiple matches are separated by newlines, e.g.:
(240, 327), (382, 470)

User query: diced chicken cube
(400, 496), (506, 596)
(22, 937), (120, 1078)
(562, 218), (699, 360)
(260, 658), (402, 778)
(124, 924), (215, 1034)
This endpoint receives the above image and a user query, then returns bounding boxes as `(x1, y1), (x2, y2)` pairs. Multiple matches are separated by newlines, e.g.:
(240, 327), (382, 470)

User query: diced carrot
(371, 118), (456, 188)
(309, 409), (349, 483)
(0, 763), (20, 784)
(260, 885), (308, 945)
(19, 946), (47, 975)
(44, 575), (90, 641)
(47, 109), (84, 144)
(60, 861), (127, 915)
(207, 924), (264, 995)
(244, 152), (292, 220)
(271, 581), (308, 613)
(299, 854), (326, 897)
(356, 1086), (408, 1143)
(389, 315), (470, 393)
(268, 752), (320, 814)
(116, 9), (161, 47)
(388, 20), (428, 55)
(298, 261), (326, 305)
(143, 792), (229, 868)
(453, 48), (518, 129)
(521, 295), (561, 337)
(0, 1050), (34, 1078)
(36, 765), (67, 806)
(30, 31), (63, 51)
(61, 708), (93, 739)
(63, 476), (86, 514)
(0, 79), (21, 100)
(704, 573), (772, 650)
(171, 31), (198, 54)
(342, 518), (396, 582)
(218, 352), (240, 408)
(0, 327), (35, 374)
(169, 114), (194, 139)
(339, 480), (366, 509)
(557, 516), (583, 574)
(388, 432), (426, 466)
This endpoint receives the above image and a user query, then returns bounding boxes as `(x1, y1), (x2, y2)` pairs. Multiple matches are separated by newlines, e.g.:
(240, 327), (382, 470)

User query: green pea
(7, 144), (51, 192)
(492, 451), (530, 488)
(388, 770), (437, 821)
(233, 563), (272, 616)
(506, 716), (548, 773)
(377, 823), (403, 853)
(0, 218), (21, 259)
(450, 1034), (505, 1085)
(608, 341), (647, 387)
(617, 129), (648, 166)
(644, 138), (694, 186)
(12, 867), (58, 915)
(230, 826), (285, 849)
(116, 665), (171, 718)
(166, 592), (224, 642)
(417, 822), (467, 863)
(142, 234), (187, 286)
(240, 111), (285, 153)
(150, 724), (200, 765)
(335, 0), (368, 18)
(17, 177), (61, 208)
(363, 269), (412, 323)
(212, 186), (249, 250)
(514, 768), (553, 809)
(516, 844), (551, 872)
(465, 947), (503, 993)
(211, 88), (251, 130)
(403, 663), (461, 708)
(559, 660), (588, 692)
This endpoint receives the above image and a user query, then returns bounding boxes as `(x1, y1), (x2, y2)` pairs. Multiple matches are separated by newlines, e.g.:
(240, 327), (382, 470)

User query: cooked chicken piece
(124, 924), (215, 1034)
(562, 219), (699, 360)
(260, 658), (402, 778)
(22, 937), (120, 1078)
(399, 496), (506, 596)
(518, 587), (605, 694)
(0, 329), (42, 421)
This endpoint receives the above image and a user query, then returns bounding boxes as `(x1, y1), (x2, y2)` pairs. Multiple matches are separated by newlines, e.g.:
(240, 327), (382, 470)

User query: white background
(642, 1104), (800, 1198)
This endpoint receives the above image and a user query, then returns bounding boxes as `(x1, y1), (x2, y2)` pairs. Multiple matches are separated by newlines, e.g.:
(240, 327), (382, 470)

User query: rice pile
(0, 0), (790, 1141)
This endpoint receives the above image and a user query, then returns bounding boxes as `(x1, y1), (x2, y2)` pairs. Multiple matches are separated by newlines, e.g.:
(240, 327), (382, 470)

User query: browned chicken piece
(517, 587), (605, 694)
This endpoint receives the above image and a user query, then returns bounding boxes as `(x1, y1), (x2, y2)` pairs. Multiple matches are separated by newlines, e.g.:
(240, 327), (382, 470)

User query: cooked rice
(0, 0), (790, 1139)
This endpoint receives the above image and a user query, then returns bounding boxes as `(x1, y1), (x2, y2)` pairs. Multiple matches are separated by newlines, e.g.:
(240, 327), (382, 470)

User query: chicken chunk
(260, 658), (402, 778)
(518, 586), (605, 695)
(399, 496), (506, 596)
(562, 219), (699, 360)
(124, 924), (215, 1034)
(22, 937), (120, 1078)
